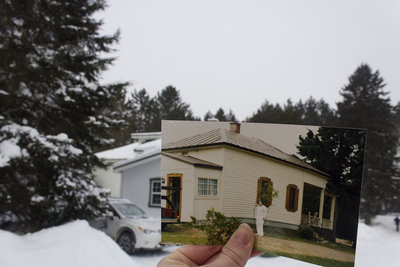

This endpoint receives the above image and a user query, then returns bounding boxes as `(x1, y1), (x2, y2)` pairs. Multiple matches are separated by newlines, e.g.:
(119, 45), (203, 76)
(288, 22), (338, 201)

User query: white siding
(186, 147), (225, 166)
(93, 159), (121, 197)
(120, 157), (161, 218)
(193, 167), (222, 220)
(220, 147), (326, 226)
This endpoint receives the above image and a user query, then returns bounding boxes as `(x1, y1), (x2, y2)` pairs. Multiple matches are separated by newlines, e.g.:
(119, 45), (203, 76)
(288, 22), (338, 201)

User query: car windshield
(112, 203), (146, 217)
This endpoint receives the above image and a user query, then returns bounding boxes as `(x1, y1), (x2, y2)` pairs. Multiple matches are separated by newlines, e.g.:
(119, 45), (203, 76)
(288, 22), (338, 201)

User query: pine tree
(302, 97), (336, 126)
(247, 100), (284, 123)
(203, 108), (237, 122)
(337, 64), (399, 224)
(247, 98), (335, 125)
(153, 86), (199, 130)
(0, 0), (128, 231)
(129, 88), (159, 132)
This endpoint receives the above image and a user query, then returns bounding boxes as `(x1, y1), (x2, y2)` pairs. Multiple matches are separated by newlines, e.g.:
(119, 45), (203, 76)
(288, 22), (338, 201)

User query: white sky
(98, 0), (400, 121)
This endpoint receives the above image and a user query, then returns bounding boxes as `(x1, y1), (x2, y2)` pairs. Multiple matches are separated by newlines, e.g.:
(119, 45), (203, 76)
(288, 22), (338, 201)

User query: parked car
(92, 198), (162, 254)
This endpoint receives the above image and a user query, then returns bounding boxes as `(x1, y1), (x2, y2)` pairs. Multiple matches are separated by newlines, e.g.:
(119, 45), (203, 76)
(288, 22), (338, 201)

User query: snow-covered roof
(113, 139), (161, 171)
(95, 138), (161, 160)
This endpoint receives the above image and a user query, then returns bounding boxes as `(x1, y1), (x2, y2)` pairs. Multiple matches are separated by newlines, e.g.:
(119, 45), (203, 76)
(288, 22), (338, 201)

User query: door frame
(167, 173), (183, 220)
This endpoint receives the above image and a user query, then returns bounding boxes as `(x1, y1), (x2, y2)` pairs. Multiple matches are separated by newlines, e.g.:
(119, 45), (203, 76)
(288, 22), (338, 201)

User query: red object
(162, 207), (173, 218)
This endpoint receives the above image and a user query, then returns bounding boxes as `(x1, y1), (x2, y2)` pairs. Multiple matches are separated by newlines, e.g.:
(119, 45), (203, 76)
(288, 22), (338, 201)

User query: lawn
(251, 224), (355, 254)
(261, 252), (354, 267)
(162, 223), (355, 266)
(162, 223), (207, 245)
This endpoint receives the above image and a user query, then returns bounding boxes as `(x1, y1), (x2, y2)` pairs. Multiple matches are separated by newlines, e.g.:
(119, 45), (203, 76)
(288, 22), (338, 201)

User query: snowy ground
(0, 215), (399, 267)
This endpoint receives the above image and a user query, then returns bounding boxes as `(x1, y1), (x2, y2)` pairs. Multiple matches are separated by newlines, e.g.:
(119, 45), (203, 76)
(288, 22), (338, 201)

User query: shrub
(298, 226), (315, 240)
(202, 208), (241, 245)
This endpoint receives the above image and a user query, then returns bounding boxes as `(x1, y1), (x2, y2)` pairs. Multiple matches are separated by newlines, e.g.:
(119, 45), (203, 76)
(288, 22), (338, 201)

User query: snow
(0, 138), (25, 167)
(1, 215), (400, 266)
(0, 123), (83, 167)
(0, 220), (135, 267)
(96, 138), (161, 160)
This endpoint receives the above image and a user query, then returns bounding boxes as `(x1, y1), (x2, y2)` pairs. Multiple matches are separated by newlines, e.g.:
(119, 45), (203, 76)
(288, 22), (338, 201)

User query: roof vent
(230, 122), (241, 133)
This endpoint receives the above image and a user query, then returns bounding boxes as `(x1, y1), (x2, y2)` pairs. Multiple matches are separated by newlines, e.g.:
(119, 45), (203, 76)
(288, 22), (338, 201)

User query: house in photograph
(161, 122), (337, 238)
(113, 138), (162, 218)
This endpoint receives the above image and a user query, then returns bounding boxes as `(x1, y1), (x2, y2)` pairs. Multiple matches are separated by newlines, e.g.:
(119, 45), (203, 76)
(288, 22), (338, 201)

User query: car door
(105, 206), (122, 240)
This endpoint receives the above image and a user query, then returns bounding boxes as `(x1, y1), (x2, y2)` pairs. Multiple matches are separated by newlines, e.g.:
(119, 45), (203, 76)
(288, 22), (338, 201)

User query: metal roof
(162, 128), (328, 177)
(162, 152), (223, 170)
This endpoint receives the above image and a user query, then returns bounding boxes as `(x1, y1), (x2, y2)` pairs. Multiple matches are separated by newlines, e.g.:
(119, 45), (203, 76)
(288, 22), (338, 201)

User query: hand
(157, 223), (263, 267)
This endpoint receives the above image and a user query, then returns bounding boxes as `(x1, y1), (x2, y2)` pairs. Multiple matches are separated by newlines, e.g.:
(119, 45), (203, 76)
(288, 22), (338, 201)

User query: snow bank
(0, 220), (135, 267)
(355, 214), (400, 266)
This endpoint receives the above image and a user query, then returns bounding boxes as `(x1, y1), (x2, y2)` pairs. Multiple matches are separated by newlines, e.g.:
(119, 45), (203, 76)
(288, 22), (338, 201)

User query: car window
(112, 203), (146, 217)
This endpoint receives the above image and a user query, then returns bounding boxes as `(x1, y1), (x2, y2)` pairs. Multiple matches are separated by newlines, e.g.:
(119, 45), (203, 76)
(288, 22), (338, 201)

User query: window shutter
(257, 178), (262, 202)
(267, 181), (273, 207)
(285, 185), (290, 210)
(286, 184), (299, 212)
(294, 188), (299, 211)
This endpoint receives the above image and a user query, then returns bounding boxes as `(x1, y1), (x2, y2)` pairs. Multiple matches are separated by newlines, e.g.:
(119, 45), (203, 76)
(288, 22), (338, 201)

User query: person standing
(394, 216), (399, 232)
(255, 200), (268, 236)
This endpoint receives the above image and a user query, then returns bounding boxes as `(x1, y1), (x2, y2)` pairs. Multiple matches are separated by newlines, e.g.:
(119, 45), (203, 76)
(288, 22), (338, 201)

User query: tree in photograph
(297, 127), (366, 242)
(0, 0), (128, 231)
(336, 64), (399, 224)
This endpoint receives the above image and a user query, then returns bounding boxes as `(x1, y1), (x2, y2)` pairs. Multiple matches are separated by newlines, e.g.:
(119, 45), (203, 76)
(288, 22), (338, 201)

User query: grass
(262, 252), (354, 267)
(162, 223), (207, 245)
(249, 224), (355, 254)
(162, 222), (355, 266)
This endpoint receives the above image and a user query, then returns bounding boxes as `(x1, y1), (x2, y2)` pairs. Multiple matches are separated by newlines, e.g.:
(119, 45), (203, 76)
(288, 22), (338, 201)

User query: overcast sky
(98, 0), (400, 121)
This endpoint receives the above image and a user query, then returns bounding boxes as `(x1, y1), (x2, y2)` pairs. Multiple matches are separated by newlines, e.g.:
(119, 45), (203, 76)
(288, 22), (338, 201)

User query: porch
(301, 183), (336, 231)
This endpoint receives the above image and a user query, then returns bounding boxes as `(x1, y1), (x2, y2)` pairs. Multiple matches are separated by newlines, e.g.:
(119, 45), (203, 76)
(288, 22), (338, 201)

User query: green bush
(298, 226), (315, 240)
(202, 208), (241, 245)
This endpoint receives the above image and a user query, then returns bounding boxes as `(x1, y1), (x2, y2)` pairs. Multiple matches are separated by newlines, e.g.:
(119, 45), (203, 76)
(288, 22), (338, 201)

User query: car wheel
(117, 231), (136, 254)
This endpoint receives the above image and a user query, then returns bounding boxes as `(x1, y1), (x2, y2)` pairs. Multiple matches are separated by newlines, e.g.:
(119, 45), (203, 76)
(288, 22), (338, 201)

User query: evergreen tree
(129, 88), (159, 132)
(0, 0), (127, 231)
(203, 111), (214, 121)
(248, 98), (335, 126)
(214, 108), (228, 122)
(152, 86), (199, 130)
(302, 97), (336, 126)
(247, 101), (284, 123)
(203, 108), (238, 122)
(336, 64), (399, 224)
(297, 127), (366, 241)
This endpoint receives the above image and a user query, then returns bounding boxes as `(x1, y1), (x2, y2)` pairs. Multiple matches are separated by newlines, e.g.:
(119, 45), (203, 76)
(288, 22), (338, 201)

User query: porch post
(329, 195), (336, 230)
(318, 188), (325, 228)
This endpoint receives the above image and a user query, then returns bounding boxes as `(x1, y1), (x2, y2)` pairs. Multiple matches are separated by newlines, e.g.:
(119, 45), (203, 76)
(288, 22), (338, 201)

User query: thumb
(205, 223), (254, 267)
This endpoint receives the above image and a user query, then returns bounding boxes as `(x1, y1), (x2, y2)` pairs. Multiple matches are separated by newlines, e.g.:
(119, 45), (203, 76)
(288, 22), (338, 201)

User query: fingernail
(234, 223), (251, 246)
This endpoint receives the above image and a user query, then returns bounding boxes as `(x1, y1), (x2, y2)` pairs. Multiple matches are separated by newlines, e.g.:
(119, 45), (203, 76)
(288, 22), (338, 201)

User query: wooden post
(318, 189), (325, 228)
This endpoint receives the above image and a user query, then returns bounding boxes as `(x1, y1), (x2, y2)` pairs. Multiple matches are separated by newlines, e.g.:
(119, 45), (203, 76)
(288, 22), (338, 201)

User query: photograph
(161, 120), (366, 266)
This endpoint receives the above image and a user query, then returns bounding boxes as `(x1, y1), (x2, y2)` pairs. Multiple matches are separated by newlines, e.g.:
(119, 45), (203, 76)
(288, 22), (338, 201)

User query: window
(198, 178), (218, 196)
(257, 177), (273, 207)
(285, 184), (299, 212)
(149, 178), (161, 207)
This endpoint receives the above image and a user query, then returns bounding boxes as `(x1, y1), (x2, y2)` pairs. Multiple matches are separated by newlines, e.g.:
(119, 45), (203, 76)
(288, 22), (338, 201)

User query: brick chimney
(229, 122), (241, 133)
